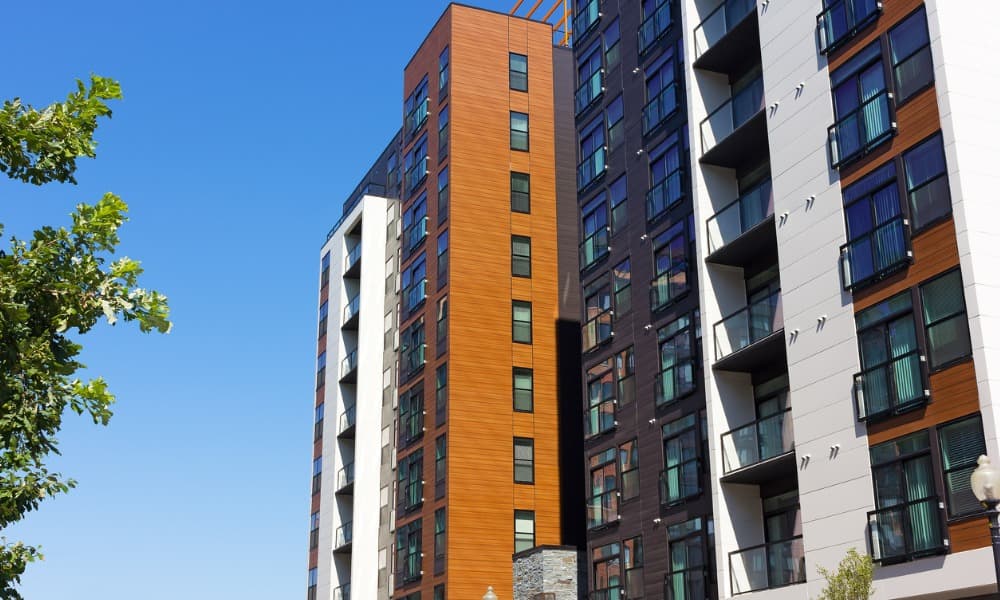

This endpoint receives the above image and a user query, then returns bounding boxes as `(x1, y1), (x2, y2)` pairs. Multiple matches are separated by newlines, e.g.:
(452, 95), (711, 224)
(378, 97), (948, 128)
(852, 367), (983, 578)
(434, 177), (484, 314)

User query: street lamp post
(971, 454), (1000, 591)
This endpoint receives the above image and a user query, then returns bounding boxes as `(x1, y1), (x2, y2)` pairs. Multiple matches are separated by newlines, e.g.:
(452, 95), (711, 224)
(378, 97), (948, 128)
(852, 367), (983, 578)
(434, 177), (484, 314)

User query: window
(403, 193), (428, 255)
(639, 0), (672, 54)
(434, 586), (444, 600)
(513, 367), (534, 412)
(436, 296), (448, 354)
(511, 112), (529, 151)
(513, 301), (532, 344)
(399, 385), (424, 448)
(314, 402), (324, 441)
(405, 76), (430, 138)
(576, 42), (603, 115)
(387, 152), (400, 193)
(585, 359), (616, 439)
(396, 518), (423, 583)
(666, 518), (712, 600)
(619, 439), (639, 500)
(580, 193), (609, 270)
(511, 172), (530, 213)
(398, 449), (424, 511)
(578, 116), (606, 191)
(889, 8), (932, 103)
(510, 53), (528, 91)
(404, 135), (429, 194)
(400, 319), (426, 381)
(514, 510), (535, 553)
(320, 252), (330, 287)
(512, 235), (531, 277)
(643, 49), (677, 135)
(869, 432), (946, 563)
(612, 258), (631, 316)
(656, 314), (696, 406)
(514, 437), (535, 484)
(316, 351), (326, 389)
(437, 167), (449, 223)
(661, 414), (702, 505)
(438, 104), (449, 161)
(435, 364), (447, 426)
(308, 567), (318, 600)
(312, 457), (322, 494)
(435, 434), (446, 499)
(437, 229), (449, 289)
(318, 301), (328, 338)
(402, 256), (427, 316)
(434, 508), (446, 574)
(904, 134), (951, 230)
(606, 95), (624, 153)
(650, 221), (688, 311)
(939, 414), (988, 518)
(840, 162), (908, 290)
(854, 291), (925, 420)
(582, 277), (612, 352)
(817, 0), (882, 54)
(603, 18), (620, 70)
(920, 270), (971, 368)
(623, 537), (644, 599)
(616, 347), (635, 407)
(647, 133), (684, 222)
(592, 542), (621, 596)
(829, 42), (892, 167)
(439, 46), (449, 94)
(606, 174), (627, 234)
(309, 511), (320, 549)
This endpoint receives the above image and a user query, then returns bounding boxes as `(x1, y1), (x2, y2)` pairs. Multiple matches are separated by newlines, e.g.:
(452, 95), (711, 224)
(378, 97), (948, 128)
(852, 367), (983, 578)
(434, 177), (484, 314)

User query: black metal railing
(659, 459), (701, 506)
(578, 146), (608, 191)
(584, 398), (616, 439)
(654, 359), (696, 407)
(340, 350), (358, 380)
(338, 404), (356, 435)
(828, 89), (895, 168)
(818, 0), (882, 54)
(573, 0), (601, 40)
(868, 496), (947, 564)
(586, 489), (619, 529)
(336, 461), (354, 492)
(576, 70), (604, 115)
(840, 215), (910, 290)
(854, 349), (927, 421)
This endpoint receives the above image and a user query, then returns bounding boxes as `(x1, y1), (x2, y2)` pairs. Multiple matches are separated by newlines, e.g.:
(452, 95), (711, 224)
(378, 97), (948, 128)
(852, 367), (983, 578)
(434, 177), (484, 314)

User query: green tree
(0, 75), (170, 598)
(816, 547), (875, 600)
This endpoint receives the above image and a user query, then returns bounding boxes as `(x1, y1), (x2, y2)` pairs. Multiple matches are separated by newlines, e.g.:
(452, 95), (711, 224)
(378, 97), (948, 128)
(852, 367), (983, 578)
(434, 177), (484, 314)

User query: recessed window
(613, 258), (631, 316)
(511, 112), (529, 151)
(513, 301), (532, 344)
(607, 95), (624, 152)
(513, 367), (534, 412)
(318, 301), (329, 338)
(312, 457), (322, 494)
(511, 172), (531, 213)
(904, 134), (951, 230)
(403, 192), (428, 256)
(603, 18), (620, 70)
(307, 568), (318, 600)
(402, 256), (428, 316)
(616, 347), (635, 406)
(438, 104), (450, 161)
(920, 269), (972, 369)
(434, 508), (446, 574)
(939, 414), (987, 518)
(399, 385), (425, 448)
(583, 277), (612, 352)
(316, 351), (326, 390)
(889, 7), (932, 103)
(650, 221), (689, 311)
(436, 363), (447, 426)
(314, 402), (324, 441)
(435, 434), (447, 499)
(398, 449), (424, 512)
(512, 235), (532, 278)
(580, 193), (609, 270)
(436, 296), (448, 355)
(439, 46), (450, 94)
(437, 167), (449, 223)
(587, 448), (618, 528)
(829, 42), (892, 168)
(647, 133), (684, 222)
(396, 517), (423, 583)
(401, 319), (426, 381)
(510, 53), (528, 91)
(514, 510), (535, 553)
(514, 437), (535, 484)
(578, 115), (606, 191)
(854, 291), (924, 420)
(437, 230), (449, 289)
(320, 252), (331, 288)
(661, 414), (702, 504)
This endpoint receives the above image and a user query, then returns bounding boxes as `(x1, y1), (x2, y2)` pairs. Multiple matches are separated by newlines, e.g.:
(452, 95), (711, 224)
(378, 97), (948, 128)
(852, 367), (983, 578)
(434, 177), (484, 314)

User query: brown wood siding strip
(949, 516), (991, 553)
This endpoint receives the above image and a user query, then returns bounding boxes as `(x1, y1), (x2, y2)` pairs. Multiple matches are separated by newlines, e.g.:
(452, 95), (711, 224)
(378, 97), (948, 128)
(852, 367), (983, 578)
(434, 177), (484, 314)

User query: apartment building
(571, 0), (1000, 599)
(308, 134), (402, 600)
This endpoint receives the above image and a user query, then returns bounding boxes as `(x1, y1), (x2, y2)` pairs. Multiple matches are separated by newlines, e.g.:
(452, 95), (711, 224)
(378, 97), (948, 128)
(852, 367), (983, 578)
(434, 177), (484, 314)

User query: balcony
(402, 343), (427, 381)
(868, 496), (947, 564)
(659, 459), (701, 507)
(584, 398), (617, 439)
(721, 408), (795, 484)
(828, 89), (896, 169)
(336, 461), (355, 495)
(840, 215), (912, 291)
(586, 489), (619, 530)
(404, 215), (428, 256)
(404, 279), (427, 315)
(344, 244), (361, 278)
(713, 289), (784, 372)
(706, 179), (775, 268)
(576, 70), (604, 116)
(664, 568), (708, 600)
(730, 536), (805, 594)
(649, 262), (689, 313)
(580, 227), (610, 272)
(334, 584), (350, 600)
(638, 0), (673, 56)
(339, 350), (358, 383)
(654, 359), (696, 407)
(646, 168), (684, 223)
(818, 0), (882, 54)
(854, 349), (929, 422)
(693, 0), (759, 74)
(334, 521), (353, 553)
(700, 76), (766, 168)
(405, 97), (430, 138)
(578, 146), (608, 192)
(342, 295), (360, 330)
(338, 404), (356, 439)
(404, 156), (429, 195)
(642, 82), (679, 136)
(573, 0), (600, 41)
(582, 307), (613, 353)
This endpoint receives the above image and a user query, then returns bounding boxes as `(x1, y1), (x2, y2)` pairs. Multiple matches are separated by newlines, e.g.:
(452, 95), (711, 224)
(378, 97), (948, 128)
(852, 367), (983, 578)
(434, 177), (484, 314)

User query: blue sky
(2, 1), (525, 597)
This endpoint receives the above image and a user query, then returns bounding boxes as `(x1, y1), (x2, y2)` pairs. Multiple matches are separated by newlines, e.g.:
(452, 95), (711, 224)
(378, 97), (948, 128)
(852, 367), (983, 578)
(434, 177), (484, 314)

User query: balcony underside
(341, 310), (359, 330)
(333, 541), (352, 554)
(694, 10), (760, 75)
(335, 481), (354, 496)
(714, 330), (785, 373)
(339, 369), (357, 384)
(706, 214), (777, 268)
(343, 257), (361, 279)
(701, 110), (768, 169)
(721, 450), (796, 485)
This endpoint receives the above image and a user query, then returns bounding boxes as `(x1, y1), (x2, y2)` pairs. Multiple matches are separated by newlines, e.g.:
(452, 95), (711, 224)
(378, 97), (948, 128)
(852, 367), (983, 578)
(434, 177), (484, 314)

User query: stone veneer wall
(512, 546), (584, 600)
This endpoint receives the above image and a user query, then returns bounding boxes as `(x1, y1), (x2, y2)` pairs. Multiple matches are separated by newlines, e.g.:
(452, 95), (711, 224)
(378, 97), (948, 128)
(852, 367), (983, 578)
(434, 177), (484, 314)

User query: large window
(647, 134), (683, 222)
(607, 96), (624, 152)
(603, 18), (620, 69)
(512, 235), (531, 278)
(320, 252), (330, 288)
(818, 0), (882, 54)
(639, 0), (672, 54)
(919, 270), (971, 368)
(312, 457), (322, 494)
(609, 174), (627, 233)
(889, 8), (932, 103)
(318, 301), (328, 338)
(435, 434), (446, 499)
(314, 402), (324, 441)
(904, 134), (951, 230)
(404, 76), (430, 138)
(438, 104), (449, 161)
(829, 42), (892, 167)
(619, 439), (639, 500)
(308, 567), (318, 600)
(841, 162), (907, 290)
(436, 296), (448, 355)
(513, 367), (534, 412)
(309, 511), (320, 549)
(939, 414), (987, 518)
(582, 277), (612, 352)
(400, 319), (426, 381)
(666, 518), (712, 600)
(437, 167), (449, 223)
(434, 508), (446, 574)
(437, 229), (449, 289)
(576, 42), (603, 114)
(513, 301), (532, 344)
(405, 134), (429, 194)
(661, 414), (702, 506)
(616, 347), (635, 407)
(511, 172), (530, 213)
(585, 359), (616, 439)
(439, 46), (449, 94)
(403, 193), (428, 256)
(436, 363), (447, 426)
(514, 510), (535, 553)
(854, 291), (924, 421)
(316, 351), (326, 389)
(578, 116), (606, 191)
(592, 542), (622, 597)
(398, 449), (424, 512)
(510, 112), (529, 151)
(643, 48), (678, 135)
(588, 448), (618, 529)
(580, 193), (609, 270)
(396, 518), (423, 583)
(399, 385), (425, 448)
(514, 437), (535, 484)
(402, 256), (427, 316)
(612, 258), (631, 316)
(650, 221), (688, 311)
(510, 53), (528, 91)
(656, 314), (696, 407)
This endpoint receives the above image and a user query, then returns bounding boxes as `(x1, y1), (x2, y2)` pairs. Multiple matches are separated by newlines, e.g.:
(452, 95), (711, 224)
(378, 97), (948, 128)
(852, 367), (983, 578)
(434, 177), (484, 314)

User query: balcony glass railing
(405, 215), (428, 254)
(343, 295), (360, 324)
(339, 404), (356, 435)
(576, 70), (604, 115)
(840, 215), (909, 290)
(700, 76), (764, 155)
(706, 179), (774, 254)
(649, 262), (688, 312)
(405, 156), (429, 193)
(654, 359), (696, 407)
(642, 82), (679, 135)
(334, 521), (353, 549)
(337, 461), (354, 491)
(854, 349), (926, 421)
(646, 168), (684, 222)
(639, 0), (673, 55)
(694, 0), (757, 58)
(730, 536), (805, 594)
(578, 146), (608, 191)
(818, 0), (882, 54)
(714, 289), (782, 361)
(664, 568), (708, 600)
(580, 228), (610, 271)
(659, 459), (701, 506)
(586, 489), (619, 529)
(584, 398), (616, 439)
(344, 244), (361, 272)
(340, 350), (358, 379)
(333, 584), (350, 600)
(405, 279), (427, 314)
(404, 343), (427, 378)
(406, 97), (430, 137)
(574, 0), (600, 40)
(868, 496), (946, 563)
(583, 308), (613, 352)
(828, 89), (895, 168)
(721, 408), (794, 474)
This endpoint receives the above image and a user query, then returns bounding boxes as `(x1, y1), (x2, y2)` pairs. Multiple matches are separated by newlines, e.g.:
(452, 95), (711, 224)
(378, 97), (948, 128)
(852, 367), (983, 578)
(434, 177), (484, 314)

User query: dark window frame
(513, 367), (534, 413)
(510, 53), (528, 92)
(513, 300), (532, 344)
(514, 437), (535, 484)
(512, 235), (532, 278)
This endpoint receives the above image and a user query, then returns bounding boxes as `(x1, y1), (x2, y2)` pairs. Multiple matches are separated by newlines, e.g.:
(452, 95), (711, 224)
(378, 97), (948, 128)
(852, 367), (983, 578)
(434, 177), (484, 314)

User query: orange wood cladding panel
(949, 516), (991, 554)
